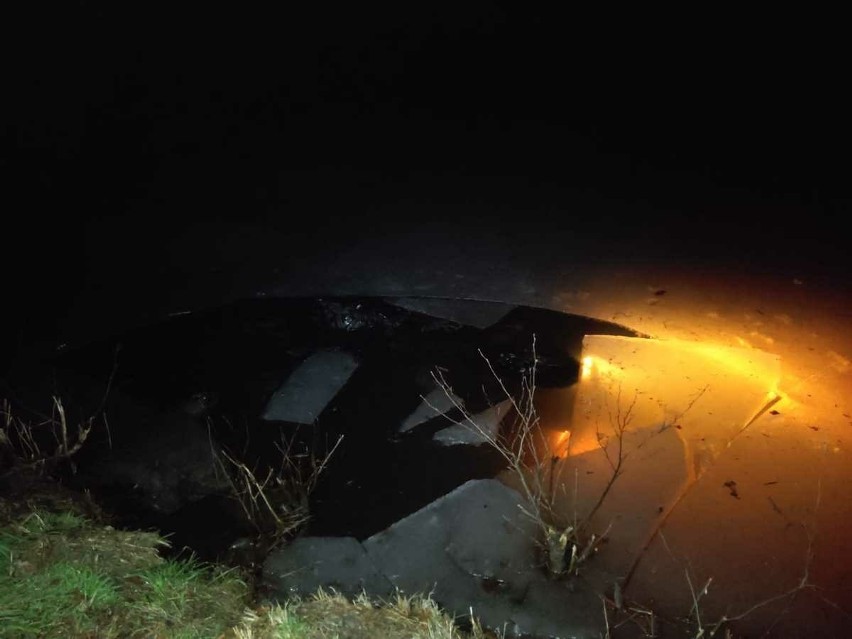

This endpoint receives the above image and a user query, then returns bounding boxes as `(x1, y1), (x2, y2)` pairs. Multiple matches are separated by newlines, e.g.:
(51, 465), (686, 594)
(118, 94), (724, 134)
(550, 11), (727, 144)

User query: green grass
(0, 508), (248, 638)
(1, 562), (121, 637)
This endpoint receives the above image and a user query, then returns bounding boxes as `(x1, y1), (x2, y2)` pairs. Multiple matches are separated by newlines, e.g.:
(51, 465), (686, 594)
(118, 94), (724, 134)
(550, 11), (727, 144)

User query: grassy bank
(0, 495), (493, 638)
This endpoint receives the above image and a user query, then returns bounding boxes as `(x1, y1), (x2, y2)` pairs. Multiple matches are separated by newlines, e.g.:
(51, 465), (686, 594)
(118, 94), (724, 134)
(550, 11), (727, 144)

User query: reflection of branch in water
(699, 520), (838, 637)
(653, 476), (847, 637)
(584, 385), (637, 530)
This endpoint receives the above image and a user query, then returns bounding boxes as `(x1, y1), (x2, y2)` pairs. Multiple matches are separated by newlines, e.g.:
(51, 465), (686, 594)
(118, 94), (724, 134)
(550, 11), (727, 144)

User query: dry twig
(0, 396), (95, 478)
(214, 432), (343, 546)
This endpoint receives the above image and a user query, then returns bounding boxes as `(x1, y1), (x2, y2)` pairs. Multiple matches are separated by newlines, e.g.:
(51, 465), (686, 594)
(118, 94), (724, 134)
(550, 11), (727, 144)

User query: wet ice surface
(262, 536), (393, 599)
(548, 335), (781, 595)
(362, 479), (602, 639)
(263, 480), (604, 638)
(399, 386), (464, 433)
(432, 399), (511, 446)
(262, 350), (359, 424)
(572, 335), (781, 477)
(554, 270), (852, 638)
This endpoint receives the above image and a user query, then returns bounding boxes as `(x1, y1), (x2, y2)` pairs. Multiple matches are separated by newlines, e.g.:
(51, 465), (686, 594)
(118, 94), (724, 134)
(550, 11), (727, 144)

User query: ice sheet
(262, 350), (359, 424)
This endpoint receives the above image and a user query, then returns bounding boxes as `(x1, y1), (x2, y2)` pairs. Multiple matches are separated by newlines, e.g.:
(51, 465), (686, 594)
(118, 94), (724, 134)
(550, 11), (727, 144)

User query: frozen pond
(10, 280), (850, 637)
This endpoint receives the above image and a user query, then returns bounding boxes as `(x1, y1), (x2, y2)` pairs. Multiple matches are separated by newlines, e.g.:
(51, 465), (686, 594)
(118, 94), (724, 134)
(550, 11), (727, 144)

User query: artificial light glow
(566, 431), (601, 456)
(552, 429), (572, 458)
(676, 341), (780, 382)
(580, 355), (625, 381)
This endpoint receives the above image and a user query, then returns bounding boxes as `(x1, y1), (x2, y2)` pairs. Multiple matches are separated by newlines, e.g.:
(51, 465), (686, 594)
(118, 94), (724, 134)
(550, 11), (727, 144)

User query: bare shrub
(214, 429), (343, 547)
(429, 336), (625, 578)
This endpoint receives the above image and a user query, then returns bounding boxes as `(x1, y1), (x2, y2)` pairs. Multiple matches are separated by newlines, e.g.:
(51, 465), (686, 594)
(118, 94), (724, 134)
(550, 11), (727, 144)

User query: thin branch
(582, 389), (638, 532)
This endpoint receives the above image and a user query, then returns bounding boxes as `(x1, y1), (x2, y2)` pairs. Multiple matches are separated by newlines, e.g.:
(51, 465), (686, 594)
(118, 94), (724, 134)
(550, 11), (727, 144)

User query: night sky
(4, 5), (850, 366)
